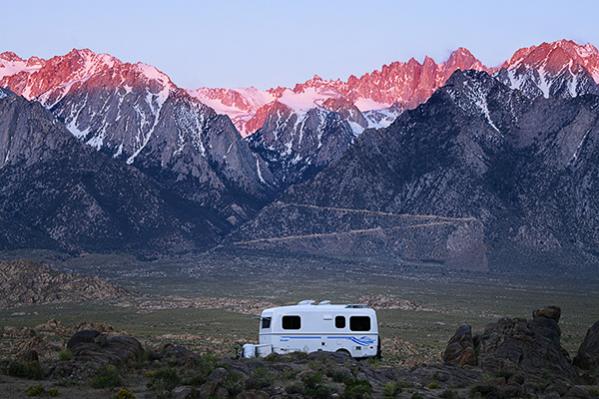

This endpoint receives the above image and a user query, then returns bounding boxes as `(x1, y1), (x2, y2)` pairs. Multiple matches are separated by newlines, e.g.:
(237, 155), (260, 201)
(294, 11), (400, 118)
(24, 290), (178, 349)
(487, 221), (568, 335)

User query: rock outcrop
(66, 330), (143, 366)
(443, 324), (478, 366)
(574, 321), (599, 371)
(0, 260), (128, 309)
(444, 306), (578, 383)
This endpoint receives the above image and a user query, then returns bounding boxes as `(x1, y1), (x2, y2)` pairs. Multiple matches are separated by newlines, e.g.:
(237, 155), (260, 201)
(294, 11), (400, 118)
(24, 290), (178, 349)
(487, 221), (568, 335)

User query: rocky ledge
(2, 306), (599, 398)
(0, 260), (130, 309)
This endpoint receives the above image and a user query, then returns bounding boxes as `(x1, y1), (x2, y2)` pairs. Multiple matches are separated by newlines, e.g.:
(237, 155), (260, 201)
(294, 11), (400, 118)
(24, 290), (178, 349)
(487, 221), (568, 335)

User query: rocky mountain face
(0, 260), (128, 308)
(496, 39), (599, 99)
(0, 49), (273, 230)
(231, 69), (599, 272)
(0, 89), (237, 252)
(247, 102), (357, 186)
(2, 40), (599, 265)
(190, 47), (489, 135)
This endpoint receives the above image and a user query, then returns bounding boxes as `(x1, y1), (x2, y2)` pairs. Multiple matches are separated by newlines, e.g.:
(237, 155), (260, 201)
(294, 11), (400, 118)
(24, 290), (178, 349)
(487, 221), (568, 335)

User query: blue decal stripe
(326, 336), (375, 345)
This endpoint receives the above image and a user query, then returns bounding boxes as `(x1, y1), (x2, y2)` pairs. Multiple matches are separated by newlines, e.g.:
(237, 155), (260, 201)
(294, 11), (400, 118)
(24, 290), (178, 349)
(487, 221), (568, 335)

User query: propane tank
(242, 343), (256, 359)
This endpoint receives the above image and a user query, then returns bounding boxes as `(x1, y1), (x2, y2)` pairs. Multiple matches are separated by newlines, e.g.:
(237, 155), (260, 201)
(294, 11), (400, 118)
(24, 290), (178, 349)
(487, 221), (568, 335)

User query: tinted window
(261, 317), (271, 329)
(350, 316), (371, 331)
(282, 315), (301, 330)
(335, 316), (346, 328)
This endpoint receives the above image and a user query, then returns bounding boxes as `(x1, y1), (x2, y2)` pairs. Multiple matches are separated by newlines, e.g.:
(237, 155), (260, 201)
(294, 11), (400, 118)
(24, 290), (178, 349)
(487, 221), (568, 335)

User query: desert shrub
(411, 393), (425, 399)
(147, 367), (181, 392)
(48, 387), (60, 397)
(8, 360), (43, 380)
(493, 369), (514, 380)
(58, 349), (73, 361)
(469, 385), (498, 399)
(286, 382), (305, 395)
(301, 370), (324, 388)
(25, 384), (45, 397)
(245, 367), (274, 389)
(383, 382), (400, 398)
(398, 379), (414, 389)
(343, 379), (373, 399)
(223, 371), (244, 396)
(184, 353), (218, 386)
(90, 365), (122, 389)
(282, 368), (299, 380)
(305, 383), (335, 399)
(195, 353), (217, 375)
(588, 388), (599, 398)
(440, 389), (459, 399)
(428, 380), (441, 389)
(115, 387), (136, 399)
(327, 367), (353, 384)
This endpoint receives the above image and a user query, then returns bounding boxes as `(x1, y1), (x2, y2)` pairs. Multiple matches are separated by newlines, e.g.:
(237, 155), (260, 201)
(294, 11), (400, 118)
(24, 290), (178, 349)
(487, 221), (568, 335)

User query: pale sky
(3, 0), (598, 89)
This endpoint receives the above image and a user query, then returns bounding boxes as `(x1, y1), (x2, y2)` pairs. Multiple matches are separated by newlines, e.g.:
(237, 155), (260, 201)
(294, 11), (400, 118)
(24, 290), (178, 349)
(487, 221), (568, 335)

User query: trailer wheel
(336, 349), (351, 357)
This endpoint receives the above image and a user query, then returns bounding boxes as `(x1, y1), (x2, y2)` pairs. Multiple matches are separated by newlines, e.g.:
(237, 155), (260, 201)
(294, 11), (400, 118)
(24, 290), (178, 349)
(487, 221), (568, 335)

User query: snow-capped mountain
(189, 48), (489, 136)
(496, 39), (599, 99)
(247, 101), (356, 186)
(232, 69), (599, 272)
(0, 49), (273, 229)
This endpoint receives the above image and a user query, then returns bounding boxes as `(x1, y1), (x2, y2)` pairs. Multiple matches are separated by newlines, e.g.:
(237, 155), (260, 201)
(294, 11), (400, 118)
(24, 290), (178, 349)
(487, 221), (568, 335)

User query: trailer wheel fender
(336, 349), (351, 357)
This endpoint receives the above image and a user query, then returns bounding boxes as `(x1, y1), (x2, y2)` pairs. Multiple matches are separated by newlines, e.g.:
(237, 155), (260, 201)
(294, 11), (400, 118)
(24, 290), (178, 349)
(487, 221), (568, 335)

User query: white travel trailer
(242, 300), (380, 359)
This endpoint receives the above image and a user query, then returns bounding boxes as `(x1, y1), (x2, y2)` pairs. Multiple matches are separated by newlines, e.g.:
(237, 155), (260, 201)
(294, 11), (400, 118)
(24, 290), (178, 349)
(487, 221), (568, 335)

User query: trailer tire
(336, 349), (351, 357)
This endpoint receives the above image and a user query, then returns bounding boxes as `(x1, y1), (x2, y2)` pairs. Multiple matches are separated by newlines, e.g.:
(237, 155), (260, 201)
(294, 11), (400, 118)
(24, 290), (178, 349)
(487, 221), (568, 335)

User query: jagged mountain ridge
(231, 70), (599, 273)
(0, 48), (274, 227)
(2, 41), (599, 263)
(2, 40), (599, 192)
(0, 88), (233, 252)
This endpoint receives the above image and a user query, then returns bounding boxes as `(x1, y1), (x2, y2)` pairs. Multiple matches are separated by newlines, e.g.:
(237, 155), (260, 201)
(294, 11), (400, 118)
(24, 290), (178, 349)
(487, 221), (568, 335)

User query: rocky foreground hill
(1, 306), (599, 398)
(0, 260), (129, 309)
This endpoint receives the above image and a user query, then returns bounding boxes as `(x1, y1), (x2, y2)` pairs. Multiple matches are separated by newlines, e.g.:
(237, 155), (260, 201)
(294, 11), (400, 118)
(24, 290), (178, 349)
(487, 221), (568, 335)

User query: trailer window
(335, 316), (346, 328)
(261, 317), (271, 329)
(350, 316), (371, 331)
(282, 315), (301, 330)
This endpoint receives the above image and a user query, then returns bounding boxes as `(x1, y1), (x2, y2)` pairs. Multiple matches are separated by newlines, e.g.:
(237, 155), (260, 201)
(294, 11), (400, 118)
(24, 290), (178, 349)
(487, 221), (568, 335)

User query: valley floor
(1, 249), (599, 366)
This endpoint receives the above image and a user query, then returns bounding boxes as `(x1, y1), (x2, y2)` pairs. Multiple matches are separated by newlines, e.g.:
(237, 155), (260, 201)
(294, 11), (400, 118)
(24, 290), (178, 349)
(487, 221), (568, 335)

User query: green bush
(25, 384), (45, 397)
(223, 372), (244, 396)
(343, 379), (372, 399)
(147, 367), (181, 392)
(48, 388), (60, 397)
(301, 371), (324, 388)
(383, 382), (400, 398)
(286, 382), (305, 395)
(327, 368), (353, 384)
(114, 387), (136, 399)
(183, 354), (218, 386)
(440, 389), (459, 399)
(589, 388), (599, 398)
(195, 353), (217, 376)
(8, 361), (43, 380)
(427, 380), (441, 389)
(245, 367), (274, 389)
(398, 379), (414, 389)
(305, 384), (335, 399)
(58, 349), (73, 361)
(411, 393), (425, 399)
(90, 365), (122, 389)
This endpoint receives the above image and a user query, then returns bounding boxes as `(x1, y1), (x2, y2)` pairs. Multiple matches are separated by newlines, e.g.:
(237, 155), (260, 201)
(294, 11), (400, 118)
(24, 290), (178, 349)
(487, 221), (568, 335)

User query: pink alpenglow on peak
(2, 40), (599, 139)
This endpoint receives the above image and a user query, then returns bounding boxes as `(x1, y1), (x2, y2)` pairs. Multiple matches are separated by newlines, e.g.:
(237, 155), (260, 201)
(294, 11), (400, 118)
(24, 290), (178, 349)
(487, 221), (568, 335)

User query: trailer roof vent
(318, 300), (331, 305)
(345, 304), (368, 308)
(297, 300), (316, 305)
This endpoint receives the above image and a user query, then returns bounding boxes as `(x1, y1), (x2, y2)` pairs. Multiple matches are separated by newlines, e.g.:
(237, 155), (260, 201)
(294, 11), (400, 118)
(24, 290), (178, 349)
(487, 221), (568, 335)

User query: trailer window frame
(261, 317), (271, 329)
(335, 315), (346, 329)
(349, 316), (371, 332)
(282, 315), (301, 330)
